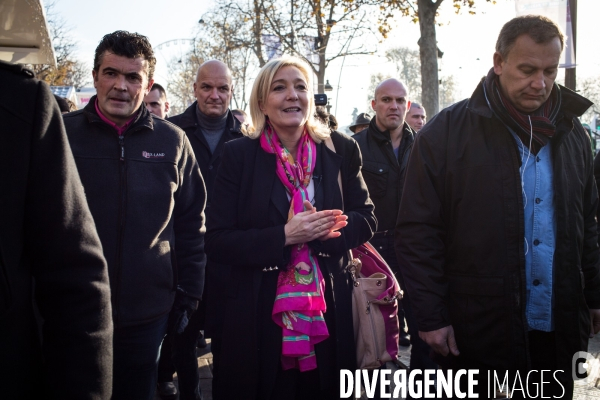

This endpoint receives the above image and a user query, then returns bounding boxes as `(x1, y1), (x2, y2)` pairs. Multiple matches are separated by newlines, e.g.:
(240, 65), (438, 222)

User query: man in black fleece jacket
(63, 31), (206, 400)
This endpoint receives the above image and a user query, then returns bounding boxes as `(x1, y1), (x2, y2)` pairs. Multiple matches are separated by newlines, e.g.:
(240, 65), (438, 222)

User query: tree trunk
(564, 0), (577, 90)
(317, 51), (326, 94)
(253, 0), (267, 67)
(417, 0), (441, 115)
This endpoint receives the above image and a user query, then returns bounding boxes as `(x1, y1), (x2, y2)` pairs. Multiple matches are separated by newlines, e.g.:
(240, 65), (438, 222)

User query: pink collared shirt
(94, 99), (137, 136)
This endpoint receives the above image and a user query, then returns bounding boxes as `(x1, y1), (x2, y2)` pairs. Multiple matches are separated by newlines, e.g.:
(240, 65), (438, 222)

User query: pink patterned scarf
(260, 122), (329, 371)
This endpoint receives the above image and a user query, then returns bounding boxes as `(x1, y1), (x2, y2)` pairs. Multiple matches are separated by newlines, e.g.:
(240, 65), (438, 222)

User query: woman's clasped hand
(284, 200), (348, 245)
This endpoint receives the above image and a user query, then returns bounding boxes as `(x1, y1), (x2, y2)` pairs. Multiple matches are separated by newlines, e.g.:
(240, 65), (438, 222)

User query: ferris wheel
(154, 38), (196, 83)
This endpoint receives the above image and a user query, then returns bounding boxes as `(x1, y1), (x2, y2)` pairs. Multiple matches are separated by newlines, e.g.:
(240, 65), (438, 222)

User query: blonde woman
(205, 56), (376, 399)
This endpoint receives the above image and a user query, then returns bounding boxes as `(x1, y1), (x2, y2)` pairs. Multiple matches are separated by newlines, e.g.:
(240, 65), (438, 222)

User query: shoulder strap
(325, 136), (353, 259)
(324, 137), (343, 204)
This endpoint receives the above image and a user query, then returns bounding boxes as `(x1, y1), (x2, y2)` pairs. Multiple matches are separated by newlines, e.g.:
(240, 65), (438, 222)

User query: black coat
(168, 104), (243, 335)
(353, 120), (414, 233)
(205, 131), (376, 399)
(0, 62), (112, 399)
(594, 151), (600, 248)
(64, 96), (206, 327)
(396, 80), (600, 373)
(168, 103), (243, 213)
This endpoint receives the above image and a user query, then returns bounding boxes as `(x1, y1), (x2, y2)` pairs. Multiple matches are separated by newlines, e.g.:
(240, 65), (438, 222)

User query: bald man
(353, 79), (436, 386)
(166, 59), (243, 400)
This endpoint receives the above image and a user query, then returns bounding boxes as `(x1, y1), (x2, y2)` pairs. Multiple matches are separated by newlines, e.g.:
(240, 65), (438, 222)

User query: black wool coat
(205, 131), (376, 399)
(0, 61), (113, 399)
(396, 80), (600, 374)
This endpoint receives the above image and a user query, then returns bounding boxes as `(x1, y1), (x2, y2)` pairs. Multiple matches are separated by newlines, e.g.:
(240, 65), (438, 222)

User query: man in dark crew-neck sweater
(165, 59), (243, 400)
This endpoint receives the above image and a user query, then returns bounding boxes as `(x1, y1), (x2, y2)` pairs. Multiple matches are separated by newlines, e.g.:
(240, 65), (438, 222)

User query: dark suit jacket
(205, 131), (376, 399)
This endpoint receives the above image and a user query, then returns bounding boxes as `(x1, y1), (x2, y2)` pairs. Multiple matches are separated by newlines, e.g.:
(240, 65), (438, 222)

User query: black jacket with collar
(353, 119), (414, 232)
(64, 96), (206, 328)
(396, 79), (600, 373)
(204, 131), (376, 399)
(168, 103), (243, 212)
(0, 63), (112, 398)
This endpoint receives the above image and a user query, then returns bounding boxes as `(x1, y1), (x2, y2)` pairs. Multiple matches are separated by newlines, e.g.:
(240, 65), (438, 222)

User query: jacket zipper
(114, 134), (127, 326)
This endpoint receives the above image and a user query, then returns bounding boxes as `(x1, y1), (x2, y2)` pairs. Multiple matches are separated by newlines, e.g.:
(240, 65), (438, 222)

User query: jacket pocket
(362, 161), (389, 198)
(446, 274), (508, 359)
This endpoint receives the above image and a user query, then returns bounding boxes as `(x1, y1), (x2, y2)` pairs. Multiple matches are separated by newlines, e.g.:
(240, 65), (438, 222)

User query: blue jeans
(112, 314), (168, 400)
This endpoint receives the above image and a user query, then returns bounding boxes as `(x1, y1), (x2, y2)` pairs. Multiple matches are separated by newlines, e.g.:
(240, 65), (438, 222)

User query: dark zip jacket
(353, 119), (414, 232)
(396, 80), (600, 373)
(168, 103), (243, 212)
(64, 96), (207, 328)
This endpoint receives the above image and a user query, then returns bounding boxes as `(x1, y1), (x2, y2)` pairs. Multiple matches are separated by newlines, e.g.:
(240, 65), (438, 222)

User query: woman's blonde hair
(248, 56), (330, 142)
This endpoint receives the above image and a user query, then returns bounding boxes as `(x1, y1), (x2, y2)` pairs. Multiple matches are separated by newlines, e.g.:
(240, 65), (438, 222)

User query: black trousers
(525, 330), (574, 400)
(434, 331), (575, 399)
(157, 308), (203, 400)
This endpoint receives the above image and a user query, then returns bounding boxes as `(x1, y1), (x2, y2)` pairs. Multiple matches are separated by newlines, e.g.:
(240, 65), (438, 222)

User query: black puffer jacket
(396, 80), (600, 373)
(64, 97), (206, 327)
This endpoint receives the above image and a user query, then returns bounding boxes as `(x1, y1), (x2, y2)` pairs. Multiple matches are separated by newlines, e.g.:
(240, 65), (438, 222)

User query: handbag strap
(324, 137), (343, 205)
(324, 136), (353, 261)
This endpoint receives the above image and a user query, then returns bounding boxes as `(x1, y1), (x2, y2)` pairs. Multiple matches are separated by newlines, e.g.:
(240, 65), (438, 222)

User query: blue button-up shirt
(512, 133), (556, 331)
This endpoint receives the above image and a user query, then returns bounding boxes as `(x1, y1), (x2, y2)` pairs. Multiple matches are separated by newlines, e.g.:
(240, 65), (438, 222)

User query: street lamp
(324, 80), (333, 92)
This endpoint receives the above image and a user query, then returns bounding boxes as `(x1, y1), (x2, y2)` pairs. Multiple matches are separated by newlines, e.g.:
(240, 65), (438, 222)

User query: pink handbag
(347, 242), (402, 369)
(323, 137), (402, 369)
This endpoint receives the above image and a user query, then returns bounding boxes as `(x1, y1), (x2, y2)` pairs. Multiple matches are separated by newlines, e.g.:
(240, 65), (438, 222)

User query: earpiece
(516, 116), (533, 256)
(483, 83), (533, 257)
(522, 116), (533, 256)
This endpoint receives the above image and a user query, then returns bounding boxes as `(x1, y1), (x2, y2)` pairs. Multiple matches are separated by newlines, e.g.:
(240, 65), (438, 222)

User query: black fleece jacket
(64, 96), (207, 328)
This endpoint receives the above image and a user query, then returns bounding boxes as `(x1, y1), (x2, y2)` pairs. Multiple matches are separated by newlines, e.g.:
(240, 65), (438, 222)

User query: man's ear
(228, 85), (235, 104)
(406, 101), (412, 116)
(92, 69), (98, 88)
(371, 99), (376, 111)
(493, 52), (504, 76)
(144, 79), (155, 96)
(164, 101), (170, 114)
